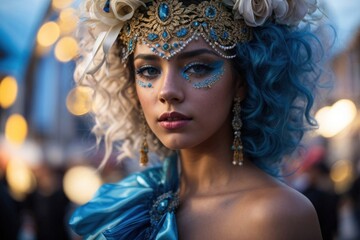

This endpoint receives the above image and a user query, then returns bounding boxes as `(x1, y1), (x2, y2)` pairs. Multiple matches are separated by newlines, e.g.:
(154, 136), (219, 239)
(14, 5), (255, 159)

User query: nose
(158, 68), (184, 104)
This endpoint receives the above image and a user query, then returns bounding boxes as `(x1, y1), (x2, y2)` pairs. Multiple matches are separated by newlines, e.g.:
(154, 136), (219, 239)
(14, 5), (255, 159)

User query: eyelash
(135, 62), (215, 82)
(135, 65), (160, 80)
(183, 62), (214, 78)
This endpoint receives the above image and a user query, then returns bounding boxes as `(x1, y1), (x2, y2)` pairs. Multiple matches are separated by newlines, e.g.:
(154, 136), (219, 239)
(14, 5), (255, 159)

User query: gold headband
(117, 0), (252, 60)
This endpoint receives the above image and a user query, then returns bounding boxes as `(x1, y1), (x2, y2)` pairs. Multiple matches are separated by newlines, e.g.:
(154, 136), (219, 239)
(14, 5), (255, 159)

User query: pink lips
(158, 112), (192, 130)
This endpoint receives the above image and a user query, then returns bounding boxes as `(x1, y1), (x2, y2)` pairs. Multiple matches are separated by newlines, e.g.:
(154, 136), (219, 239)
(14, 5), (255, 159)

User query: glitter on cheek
(192, 64), (224, 89)
(182, 71), (190, 81)
(136, 79), (153, 88)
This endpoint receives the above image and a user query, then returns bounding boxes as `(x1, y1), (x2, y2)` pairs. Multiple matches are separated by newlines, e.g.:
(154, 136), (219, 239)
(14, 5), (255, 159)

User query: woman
(70, 0), (325, 239)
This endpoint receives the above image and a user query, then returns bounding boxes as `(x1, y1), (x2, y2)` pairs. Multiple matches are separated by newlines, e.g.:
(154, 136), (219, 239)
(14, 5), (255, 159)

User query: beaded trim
(149, 190), (180, 226)
(118, 0), (252, 60)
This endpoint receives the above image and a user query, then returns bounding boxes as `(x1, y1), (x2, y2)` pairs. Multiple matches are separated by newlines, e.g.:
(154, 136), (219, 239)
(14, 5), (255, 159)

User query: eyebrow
(177, 49), (220, 60)
(134, 49), (220, 61)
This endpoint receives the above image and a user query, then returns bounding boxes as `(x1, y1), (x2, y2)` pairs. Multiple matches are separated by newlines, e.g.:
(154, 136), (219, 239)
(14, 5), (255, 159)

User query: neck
(178, 126), (241, 197)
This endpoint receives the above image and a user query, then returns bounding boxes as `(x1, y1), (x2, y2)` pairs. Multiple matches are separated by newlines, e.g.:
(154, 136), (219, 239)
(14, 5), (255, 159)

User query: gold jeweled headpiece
(116, 0), (252, 60)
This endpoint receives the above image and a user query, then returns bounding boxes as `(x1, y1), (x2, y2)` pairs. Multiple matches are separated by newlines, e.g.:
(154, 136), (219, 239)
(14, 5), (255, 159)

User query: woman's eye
(184, 63), (212, 76)
(136, 66), (160, 79)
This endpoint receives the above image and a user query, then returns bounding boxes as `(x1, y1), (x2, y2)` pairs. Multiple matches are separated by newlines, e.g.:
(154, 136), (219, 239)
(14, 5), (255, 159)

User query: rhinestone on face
(158, 3), (170, 22)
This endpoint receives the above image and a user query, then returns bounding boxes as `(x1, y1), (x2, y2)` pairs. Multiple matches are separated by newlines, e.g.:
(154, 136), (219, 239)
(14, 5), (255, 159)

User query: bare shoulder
(234, 180), (322, 240)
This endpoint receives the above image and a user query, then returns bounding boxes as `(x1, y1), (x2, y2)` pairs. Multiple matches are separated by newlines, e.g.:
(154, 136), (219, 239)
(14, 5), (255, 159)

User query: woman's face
(134, 38), (239, 151)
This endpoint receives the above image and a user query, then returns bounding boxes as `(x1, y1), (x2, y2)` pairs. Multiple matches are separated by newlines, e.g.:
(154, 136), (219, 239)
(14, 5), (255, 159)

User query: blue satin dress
(69, 154), (179, 239)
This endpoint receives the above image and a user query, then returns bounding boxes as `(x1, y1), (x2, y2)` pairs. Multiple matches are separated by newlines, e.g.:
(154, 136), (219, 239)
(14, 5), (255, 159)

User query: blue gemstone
(157, 199), (169, 213)
(147, 33), (159, 41)
(155, 43), (161, 47)
(192, 21), (200, 27)
(210, 28), (218, 40)
(162, 31), (168, 38)
(162, 43), (170, 51)
(176, 28), (188, 38)
(173, 42), (179, 48)
(222, 31), (229, 39)
(158, 3), (170, 22)
(202, 22), (208, 27)
(103, 0), (110, 13)
(205, 6), (216, 19)
(128, 39), (133, 50)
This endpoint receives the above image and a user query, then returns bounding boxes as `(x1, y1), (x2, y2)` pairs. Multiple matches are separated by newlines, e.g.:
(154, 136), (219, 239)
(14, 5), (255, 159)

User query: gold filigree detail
(119, 0), (252, 60)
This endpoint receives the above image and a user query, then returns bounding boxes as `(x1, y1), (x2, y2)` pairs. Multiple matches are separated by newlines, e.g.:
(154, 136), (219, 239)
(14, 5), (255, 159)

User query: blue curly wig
(234, 22), (324, 176)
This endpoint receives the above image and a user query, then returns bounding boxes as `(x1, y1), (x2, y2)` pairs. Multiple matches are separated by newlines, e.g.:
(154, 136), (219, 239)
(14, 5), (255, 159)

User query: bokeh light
(5, 114), (28, 145)
(315, 99), (357, 138)
(52, 0), (74, 11)
(63, 165), (102, 205)
(0, 76), (18, 109)
(330, 159), (353, 193)
(66, 86), (93, 116)
(6, 159), (37, 201)
(54, 36), (78, 62)
(37, 21), (60, 47)
(58, 8), (78, 34)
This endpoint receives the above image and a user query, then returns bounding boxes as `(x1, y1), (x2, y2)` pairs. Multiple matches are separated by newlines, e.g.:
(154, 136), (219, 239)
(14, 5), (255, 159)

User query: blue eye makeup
(136, 80), (153, 88)
(135, 65), (160, 88)
(182, 61), (225, 89)
(135, 60), (225, 89)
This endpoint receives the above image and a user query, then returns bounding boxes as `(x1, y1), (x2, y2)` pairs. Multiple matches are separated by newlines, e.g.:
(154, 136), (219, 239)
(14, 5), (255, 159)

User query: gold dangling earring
(232, 97), (244, 166)
(140, 111), (149, 166)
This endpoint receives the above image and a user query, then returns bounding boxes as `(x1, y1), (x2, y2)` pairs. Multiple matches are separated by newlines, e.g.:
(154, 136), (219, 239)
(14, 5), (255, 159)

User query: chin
(159, 138), (194, 151)
(161, 143), (183, 151)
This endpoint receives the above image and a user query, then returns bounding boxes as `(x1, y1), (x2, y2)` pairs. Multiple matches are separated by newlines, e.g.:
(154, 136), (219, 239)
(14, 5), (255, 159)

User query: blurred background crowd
(0, 0), (360, 239)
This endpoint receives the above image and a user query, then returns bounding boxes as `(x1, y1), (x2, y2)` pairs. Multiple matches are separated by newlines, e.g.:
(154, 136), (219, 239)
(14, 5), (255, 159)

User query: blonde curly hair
(74, 24), (170, 169)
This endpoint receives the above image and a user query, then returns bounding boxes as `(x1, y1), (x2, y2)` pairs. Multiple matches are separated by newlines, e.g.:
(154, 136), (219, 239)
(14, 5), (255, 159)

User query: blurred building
(332, 29), (360, 103)
(327, 27), (360, 174)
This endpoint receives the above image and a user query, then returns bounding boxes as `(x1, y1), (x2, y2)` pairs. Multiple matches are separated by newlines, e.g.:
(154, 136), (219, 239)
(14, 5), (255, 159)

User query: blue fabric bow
(69, 154), (179, 240)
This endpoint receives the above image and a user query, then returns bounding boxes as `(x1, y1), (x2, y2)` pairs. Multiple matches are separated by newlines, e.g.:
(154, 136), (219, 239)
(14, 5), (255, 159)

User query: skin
(134, 38), (322, 240)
